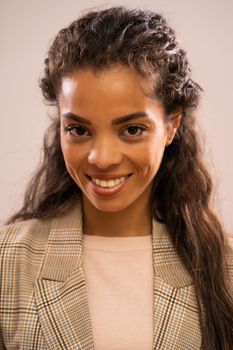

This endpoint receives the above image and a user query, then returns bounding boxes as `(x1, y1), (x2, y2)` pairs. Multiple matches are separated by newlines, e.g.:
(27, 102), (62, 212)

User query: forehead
(58, 67), (164, 120)
(60, 67), (148, 100)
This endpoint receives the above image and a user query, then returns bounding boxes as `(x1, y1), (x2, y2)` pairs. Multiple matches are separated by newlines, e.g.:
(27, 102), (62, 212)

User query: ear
(165, 113), (181, 146)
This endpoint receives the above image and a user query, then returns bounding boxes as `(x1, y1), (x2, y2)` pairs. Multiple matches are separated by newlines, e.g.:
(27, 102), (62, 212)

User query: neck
(82, 196), (152, 237)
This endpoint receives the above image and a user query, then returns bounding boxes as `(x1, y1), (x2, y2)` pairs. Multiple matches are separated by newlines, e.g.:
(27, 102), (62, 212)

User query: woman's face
(59, 66), (180, 213)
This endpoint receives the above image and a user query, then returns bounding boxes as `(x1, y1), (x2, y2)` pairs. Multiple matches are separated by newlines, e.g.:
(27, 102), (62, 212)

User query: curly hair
(7, 6), (233, 348)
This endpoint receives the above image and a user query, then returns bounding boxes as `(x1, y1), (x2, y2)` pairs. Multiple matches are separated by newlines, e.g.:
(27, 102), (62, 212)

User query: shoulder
(227, 235), (233, 248)
(226, 235), (233, 279)
(0, 219), (51, 248)
(0, 219), (51, 266)
(0, 218), (54, 292)
(226, 235), (233, 256)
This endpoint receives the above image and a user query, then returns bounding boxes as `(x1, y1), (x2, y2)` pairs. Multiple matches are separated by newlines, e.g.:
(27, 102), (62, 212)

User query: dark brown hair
(7, 6), (233, 348)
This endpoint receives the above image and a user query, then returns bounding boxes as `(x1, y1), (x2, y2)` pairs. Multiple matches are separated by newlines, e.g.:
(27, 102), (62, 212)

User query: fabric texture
(82, 233), (153, 350)
(0, 196), (233, 349)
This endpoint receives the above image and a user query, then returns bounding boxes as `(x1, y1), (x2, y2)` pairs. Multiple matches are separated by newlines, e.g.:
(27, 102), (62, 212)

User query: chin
(88, 199), (132, 214)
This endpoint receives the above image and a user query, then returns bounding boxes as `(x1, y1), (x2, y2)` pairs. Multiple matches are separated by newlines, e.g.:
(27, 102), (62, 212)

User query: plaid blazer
(0, 198), (233, 350)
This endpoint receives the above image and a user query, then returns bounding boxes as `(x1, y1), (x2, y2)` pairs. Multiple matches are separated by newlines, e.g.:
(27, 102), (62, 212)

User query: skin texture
(59, 66), (180, 236)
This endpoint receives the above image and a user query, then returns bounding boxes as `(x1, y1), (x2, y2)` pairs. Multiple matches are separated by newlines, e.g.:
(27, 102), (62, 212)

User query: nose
(87, 137), (123, 169)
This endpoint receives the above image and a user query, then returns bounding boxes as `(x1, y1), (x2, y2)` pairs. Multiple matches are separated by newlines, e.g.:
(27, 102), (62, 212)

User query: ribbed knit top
(82, 233), (154, 350)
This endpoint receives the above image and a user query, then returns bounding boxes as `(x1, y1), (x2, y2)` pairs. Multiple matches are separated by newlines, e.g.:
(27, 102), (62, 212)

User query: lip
(88, 174), (131, 196)
(86, 173), (132, 180)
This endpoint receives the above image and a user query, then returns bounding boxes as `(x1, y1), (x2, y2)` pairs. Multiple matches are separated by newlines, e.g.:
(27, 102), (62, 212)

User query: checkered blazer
(0, 197), (233, 349)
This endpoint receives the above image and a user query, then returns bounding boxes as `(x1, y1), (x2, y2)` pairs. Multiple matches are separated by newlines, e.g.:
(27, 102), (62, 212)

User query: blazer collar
(34, 197), (201, 349)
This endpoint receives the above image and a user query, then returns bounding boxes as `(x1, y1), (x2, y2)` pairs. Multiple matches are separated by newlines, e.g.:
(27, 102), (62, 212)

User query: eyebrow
(61, 111), (149, 125)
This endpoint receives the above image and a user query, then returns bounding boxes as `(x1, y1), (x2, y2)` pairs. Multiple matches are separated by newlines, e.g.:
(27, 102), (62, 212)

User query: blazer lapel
(152, 219), (202, 349)
(34, 198), (202, 349)
(34, 197), (95, 350)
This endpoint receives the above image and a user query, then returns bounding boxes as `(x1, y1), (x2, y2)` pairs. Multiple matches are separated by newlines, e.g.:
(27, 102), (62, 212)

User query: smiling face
(59, 66), (180, 214)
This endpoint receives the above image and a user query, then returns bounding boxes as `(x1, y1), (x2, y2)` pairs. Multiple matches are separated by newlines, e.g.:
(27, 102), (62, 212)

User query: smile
(91, 175), (130, 188)
(87, 174), (132, 197)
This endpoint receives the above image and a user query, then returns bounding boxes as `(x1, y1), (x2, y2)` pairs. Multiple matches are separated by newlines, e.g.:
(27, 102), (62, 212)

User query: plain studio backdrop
(0, 0), (232, 233)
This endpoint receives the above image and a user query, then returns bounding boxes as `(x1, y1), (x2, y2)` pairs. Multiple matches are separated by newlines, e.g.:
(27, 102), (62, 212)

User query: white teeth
(99, 180), (108, 187)
(92, 176), (129, 188)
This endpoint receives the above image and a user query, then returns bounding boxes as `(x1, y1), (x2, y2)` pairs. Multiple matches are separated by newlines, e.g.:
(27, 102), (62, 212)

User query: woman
(0, 6), (233, 350)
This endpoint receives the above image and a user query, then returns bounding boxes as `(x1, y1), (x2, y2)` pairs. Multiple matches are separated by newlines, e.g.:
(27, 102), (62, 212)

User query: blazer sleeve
(0, 218), (51, 348)
(0, 224), (14, 348)
(0, 224), (12, 348)
(227, 235), (233, 280)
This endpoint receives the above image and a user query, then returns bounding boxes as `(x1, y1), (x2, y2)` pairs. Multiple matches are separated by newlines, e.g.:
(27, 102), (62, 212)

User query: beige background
(0, 0), (232, 232)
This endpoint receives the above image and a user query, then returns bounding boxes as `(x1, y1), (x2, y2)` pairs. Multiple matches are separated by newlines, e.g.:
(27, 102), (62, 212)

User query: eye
(64, 124), (90, 138)
(121, 124), (148, 137)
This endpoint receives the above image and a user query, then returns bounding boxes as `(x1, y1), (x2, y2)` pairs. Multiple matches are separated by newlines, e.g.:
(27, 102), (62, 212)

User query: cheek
(61, 141), (81, 172)
(61, 146), (84, 187)
(134, 138), (166, 170)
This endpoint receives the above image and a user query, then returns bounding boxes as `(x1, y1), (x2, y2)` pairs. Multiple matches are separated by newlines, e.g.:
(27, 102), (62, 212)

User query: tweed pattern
(0, 218), (51, 349)
(0, 197), (232, 349)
